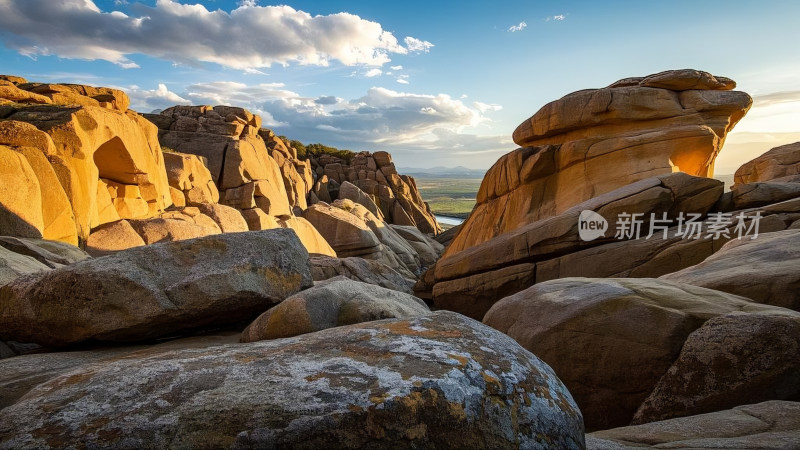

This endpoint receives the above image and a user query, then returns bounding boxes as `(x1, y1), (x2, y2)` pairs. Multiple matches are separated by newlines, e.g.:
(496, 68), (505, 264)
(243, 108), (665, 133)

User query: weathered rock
(434, 223), (461, 247)
(195, 202), (248, 233)
(391, 224), (445, 269)
(338, 181), (384, 220)
(729, 181), (800, 209)
(241, 277), (430, 341)
(661, 230), (800, 311)
(0, 312), (584, 449)
(633, 311), (800, 424)
(162, 151), (219, 205)
(0, 229), (313, 346)
(310, 255), (415, 294)
(483, 277), (784, 430)
(276, 216), (336, 257)
(453, 70), (750, 254)
(85, 219), (146, 256)
(588, 401), (800, 449)
(0, 145), (45, 239)
(0, 236), (88, 268)
(735, 141), (800, 185)
(240, 207), (279, 231)
(434, 172), (724, 319)
(128, 216), (219, 244)
(0, 246), (49, 287)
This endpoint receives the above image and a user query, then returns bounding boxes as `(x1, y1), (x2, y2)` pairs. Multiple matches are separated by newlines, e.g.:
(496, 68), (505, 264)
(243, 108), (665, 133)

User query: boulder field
(3, 68), (800, 447)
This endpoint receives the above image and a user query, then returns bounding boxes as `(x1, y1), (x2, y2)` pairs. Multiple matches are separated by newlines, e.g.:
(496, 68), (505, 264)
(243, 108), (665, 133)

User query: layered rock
(735, 141), (800, 185)
(0, 229), (312, 347)
(240, 277), (430, 341)
(483, 277), (797, 430)
(429, 172), (725, 319)
(0, 78), (172, 244)
(260, 128), (313, 210)
(310, 150), (442, 234)
(0, 312), (585, 449)
(588, 401), (800, 449)
(310, 255), (415, 293)
(449, 69), (751, 254)
(146, 106), (293, 225)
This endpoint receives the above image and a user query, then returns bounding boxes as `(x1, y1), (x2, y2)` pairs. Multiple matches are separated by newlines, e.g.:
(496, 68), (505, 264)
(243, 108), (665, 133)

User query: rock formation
(448, 69), (751, 254)
(735, 141), (800, 185)
(0, 312), (585, 449)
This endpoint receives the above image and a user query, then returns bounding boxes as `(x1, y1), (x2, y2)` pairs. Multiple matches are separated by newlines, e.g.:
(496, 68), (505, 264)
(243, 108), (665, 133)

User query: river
(435, 215), (465, 226)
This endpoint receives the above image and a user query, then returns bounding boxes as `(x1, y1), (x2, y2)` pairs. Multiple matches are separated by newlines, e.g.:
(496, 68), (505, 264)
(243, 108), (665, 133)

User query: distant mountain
(397, 166), (487, 178)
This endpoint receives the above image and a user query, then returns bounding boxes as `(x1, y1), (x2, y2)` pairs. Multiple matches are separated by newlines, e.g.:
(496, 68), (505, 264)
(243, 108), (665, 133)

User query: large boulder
(85, 219), (146, 256)
(0, 312), (584, 449)
(735, 141), (800, 185)
(310, 255), (415, 294)
(483, 277), (784, 430)
(162, 151), (220, 206)
(0, 246), (49, 287)
(0, 229), (313, 347)
(450, 69), (750, 254)
(240, 277), (430, 341)
(433, 172), (723, 319)
(276, 216), (336, 257)
(633, 311), (800, 424)
(661, 230), (800, 311)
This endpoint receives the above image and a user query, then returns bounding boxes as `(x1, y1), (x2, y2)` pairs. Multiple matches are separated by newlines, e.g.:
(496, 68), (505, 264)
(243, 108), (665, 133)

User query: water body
(435, 215), (465, 226)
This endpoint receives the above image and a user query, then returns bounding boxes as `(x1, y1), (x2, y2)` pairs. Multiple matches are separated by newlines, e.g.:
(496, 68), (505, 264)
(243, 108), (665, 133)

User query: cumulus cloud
(396, 74), (410, 84)
(364, 68), (383, 78)
(404, 37), (434, 53)
(508, 21), (527, 32)
(127, 83), (190, 112)
(0, 0), (433, 69)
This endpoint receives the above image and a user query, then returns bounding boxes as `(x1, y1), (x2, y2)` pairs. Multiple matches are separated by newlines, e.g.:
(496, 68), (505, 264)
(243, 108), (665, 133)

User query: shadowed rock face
(0, 312), (585, 449)
(0, 229), (312, 347)
(448, 69), (751, 255)
(734, 141), (800, 185)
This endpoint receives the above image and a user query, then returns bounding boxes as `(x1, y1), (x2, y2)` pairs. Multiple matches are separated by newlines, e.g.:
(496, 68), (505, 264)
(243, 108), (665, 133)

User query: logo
(578, 210), (608, 241)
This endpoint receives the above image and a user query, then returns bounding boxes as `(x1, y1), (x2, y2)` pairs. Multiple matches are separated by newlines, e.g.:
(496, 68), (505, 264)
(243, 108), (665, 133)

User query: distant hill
(397, 166), (487, 178)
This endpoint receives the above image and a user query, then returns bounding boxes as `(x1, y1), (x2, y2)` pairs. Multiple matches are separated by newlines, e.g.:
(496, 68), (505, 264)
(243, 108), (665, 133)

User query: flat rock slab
(0, 311), (584, 449)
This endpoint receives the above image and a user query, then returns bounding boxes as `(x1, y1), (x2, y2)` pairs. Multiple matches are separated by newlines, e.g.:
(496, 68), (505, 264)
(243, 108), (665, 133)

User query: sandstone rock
(0, 75), (28, 85)
(2, 101), (173, 241)
(240, 207), (278, 231)
(483, 277), (783, 430)
(0, 83), (52, 104)
(434, 173), (724, 319)
(195, 203), (248, 233)
(453, 70), (749, 254)
(339, 180), (384, 220)
(0, 145), (44, 239)
(310, 255), (415, 294)
(433, 223), (461, 247)
(303, 202), (382, 256)
(0, 229), (312, 347)
(0, 246), (49, 287)
(162, 151), (219, 205)
(735, 141), (800, 185)
(128, 217), (219, 244)
(86, 219), (146, 256)
(276, 216), (336, 257)
(0, 312), (584, 449)
(589, 401), (800, 449)
(241, 277), (430, 341)
(633, 311), (800, 424)
(391, 224), (445, 269)
(661, 230), (800, 311)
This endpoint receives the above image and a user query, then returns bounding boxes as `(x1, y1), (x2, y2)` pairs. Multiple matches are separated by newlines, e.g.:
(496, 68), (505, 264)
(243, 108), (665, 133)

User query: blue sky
(1, 0), (799, 172)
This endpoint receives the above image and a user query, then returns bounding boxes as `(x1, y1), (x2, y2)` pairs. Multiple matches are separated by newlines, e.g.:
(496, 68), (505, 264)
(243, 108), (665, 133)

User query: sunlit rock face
(447, 69), (751, 255)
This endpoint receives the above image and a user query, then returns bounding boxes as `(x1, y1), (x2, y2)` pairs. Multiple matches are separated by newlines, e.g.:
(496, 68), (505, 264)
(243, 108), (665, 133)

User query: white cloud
(365, 68), (383, 78)
(243, 68), (267, 75)
(404, 36), (434, 53)
(546, 14), (566, 21)
(396, 74), (410, 84)
(390, 65), (403, 70)
(127, 83), (190, 112)
(0, 0), (432, 69)
(473, 101), (502, 113)
(508, 21), (527, 32)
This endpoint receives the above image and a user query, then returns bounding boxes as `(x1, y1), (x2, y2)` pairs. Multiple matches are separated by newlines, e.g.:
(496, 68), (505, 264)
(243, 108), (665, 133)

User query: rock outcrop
(735, 141), (800, 185)
(0, 312), (585, 449)
(483, 277), (795, 430)
(449, 69), (751, 254)
(240, 277), (430, 341)
(310, 150), (442, 234)
(310, 255), (415, 294)
(588, 401), (800, 449)
(0, 78), (172, 244)
(0, 229), (312, 347)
